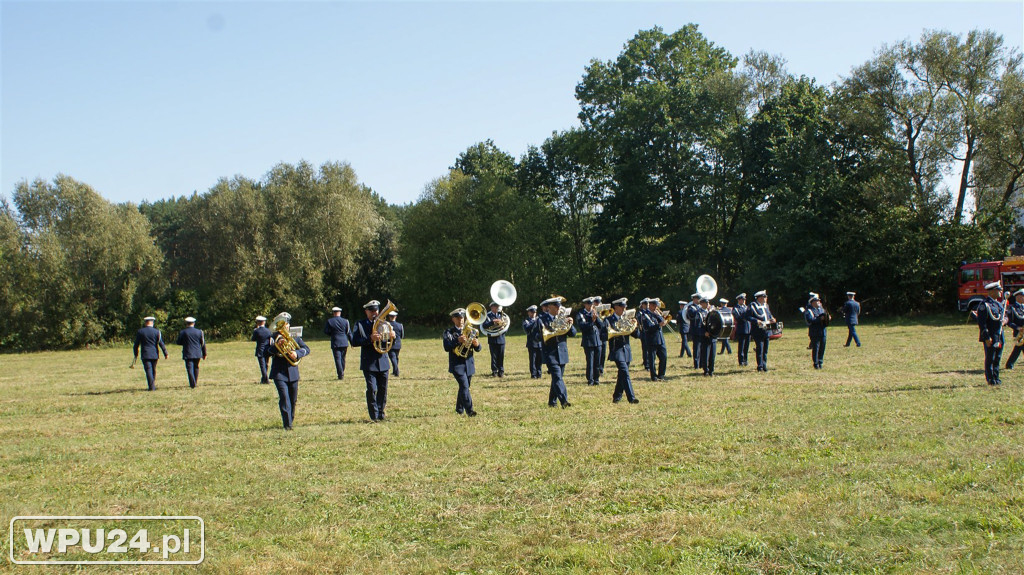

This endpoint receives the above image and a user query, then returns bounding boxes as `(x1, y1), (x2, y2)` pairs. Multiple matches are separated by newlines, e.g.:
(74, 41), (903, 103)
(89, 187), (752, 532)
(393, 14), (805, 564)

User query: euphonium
(272, 313), (302, 367)
(607, 309), (638, 338)
(542, 304), (573, 343)
(595, 303), (613, 318)
(372, 300), (398, 354)
(455, 303), (486, 358)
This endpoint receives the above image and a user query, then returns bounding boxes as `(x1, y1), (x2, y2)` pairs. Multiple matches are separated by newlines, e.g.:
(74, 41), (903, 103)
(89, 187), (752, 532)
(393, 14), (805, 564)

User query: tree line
(2, 26), (1021, 350)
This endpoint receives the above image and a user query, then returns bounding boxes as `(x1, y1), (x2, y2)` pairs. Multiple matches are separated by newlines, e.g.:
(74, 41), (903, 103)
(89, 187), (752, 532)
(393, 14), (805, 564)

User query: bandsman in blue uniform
(843, 292), (862, 347)
(264, 312), (310, 430)
(538, 296), (576, 408)
(251, 315), (272, 384)
(323, 306), (352, 380)
(576, 297), (605, 385)
(717, 298), (733, 355)
(732, 294), (751, 366)
(697, 297), (716, 376)
(593, 296), (609, 379)
(746, 290), (775, 372)
(678, 299), (692, 358)
(1005, 289), (1024, 370)
(175, 316), (207, 388)
(483, 302), (506, 377)
(132, 316), (168, 391)
(387, 310), (404, 377)
(686, 293), (703, 369)
(350, 300), (392, 421)
(977, 281), (1007, 386)
(642, 298), (668, 381)
(637, 299), (652, 370)
(442, 308), (480, 416)
(607, 298), (639, 404)
(523, 305), (543, 378)
(804, 295), (829, 369)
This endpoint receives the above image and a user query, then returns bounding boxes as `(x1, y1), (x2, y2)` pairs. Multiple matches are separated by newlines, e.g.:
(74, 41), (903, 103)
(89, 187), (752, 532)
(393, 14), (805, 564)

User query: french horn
(542, 299), (573, 343)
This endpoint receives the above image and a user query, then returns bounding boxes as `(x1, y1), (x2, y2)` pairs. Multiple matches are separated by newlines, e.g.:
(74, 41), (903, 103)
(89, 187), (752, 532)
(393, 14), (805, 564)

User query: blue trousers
(547, 364), (568, 406)
(1006, 343), (1024, 369)
(810, 332), (827, 368)
(454, 372), (473, 413)
(272, 377), (298, 428)
(640, 338), (650, 369)
(647, 343), (667, 380)
(489, 342), (505, 375)
(331, 346), (348, 378)
(846, 325), (861, 347)
(680, 333), (692, 357)
(690, 334), (702, 369)
(364, 370), (389, 420)
(527, 347), (543, 378)
(599, 341), (607, 374)
(612, 360), (636, 402)
(142, 359), (158, 391)
(701, 337), (716, 374)
(719, 338), (732, 354)
(388, 349), (401, 376)
(985, 341), (1004, 384)
(256, 355), (269, 383)
(184, 358), (200, 388)
(736, 334), (751, 365)
(584, 346), (601, 384)
(754, 335), (770, 371)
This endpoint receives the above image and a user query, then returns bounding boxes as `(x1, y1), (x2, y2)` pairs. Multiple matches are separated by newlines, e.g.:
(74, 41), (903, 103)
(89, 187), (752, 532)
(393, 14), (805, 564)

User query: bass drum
(706, 309), (735, 340)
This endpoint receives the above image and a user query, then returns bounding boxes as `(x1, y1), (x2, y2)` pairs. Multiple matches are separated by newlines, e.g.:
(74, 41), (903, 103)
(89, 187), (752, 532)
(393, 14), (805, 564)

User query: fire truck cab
(958, 256), (1024, 311)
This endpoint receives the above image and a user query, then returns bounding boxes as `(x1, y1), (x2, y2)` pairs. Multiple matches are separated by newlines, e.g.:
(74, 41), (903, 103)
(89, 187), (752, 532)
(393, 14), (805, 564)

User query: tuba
(542, 300), (573, 343)
(696, 274), (718, 301)
(455, 303), (486, 358)
(480, 280), (517, 337)
(607, 308), (638, 338)
(272, 313), (302, 367)
(372, 300), (398, 354)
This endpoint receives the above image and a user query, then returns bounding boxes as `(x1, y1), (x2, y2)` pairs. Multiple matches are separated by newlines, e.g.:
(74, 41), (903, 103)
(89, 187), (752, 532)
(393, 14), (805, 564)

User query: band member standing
(176, 316), (207, 388)
(717, 298), (733, 355)
(483, 302), (506, 377)
(746, 290), (775, 372)
(698, 297), (716, 376)
(642, 298), (668, 381)
(804, 295), (828, 369)
(686, 293), (703, 369)
(133, 316), (168, 391)
(732, 294), (751, 366)
(1006, 289), (1024, 370)
(594, 296), (609, 379)
(522, 305), (543, 378)
(978, 281), (1007, 386)
(576, 298), (604, 385)
(350, 300), (392, 422)
(443, 308), (480, 416)
(608, 298), (639, 404)
(252, 315), (272, 384)
(387, 310), (404, 377)
(538, 297), (576, 408)
(678, 300), (692, 358)
(264, 312), (310, 430)
(323, 306), (351, 380)
(843, 292), (862, 347)
(637, 299), (651, 370)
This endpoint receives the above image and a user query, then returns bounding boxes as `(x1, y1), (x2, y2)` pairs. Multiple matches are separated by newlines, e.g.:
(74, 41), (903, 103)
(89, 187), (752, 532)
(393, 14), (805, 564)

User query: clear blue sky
(2, 1), (1022, 207)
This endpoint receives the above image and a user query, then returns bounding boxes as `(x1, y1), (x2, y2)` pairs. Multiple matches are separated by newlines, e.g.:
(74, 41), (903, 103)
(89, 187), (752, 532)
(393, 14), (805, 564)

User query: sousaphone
(479, 280), (517, 337)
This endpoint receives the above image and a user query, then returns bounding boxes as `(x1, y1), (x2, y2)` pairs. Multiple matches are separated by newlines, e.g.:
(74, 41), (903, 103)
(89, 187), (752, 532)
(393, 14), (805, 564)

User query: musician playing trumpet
(576, 297), (606, 386)
(745, 290), (775, 372)
(607, 298), (639, 404)
(1005, 289), (1024, 371)
(804, 294), (829, 370)
(443, 308), (481, 416)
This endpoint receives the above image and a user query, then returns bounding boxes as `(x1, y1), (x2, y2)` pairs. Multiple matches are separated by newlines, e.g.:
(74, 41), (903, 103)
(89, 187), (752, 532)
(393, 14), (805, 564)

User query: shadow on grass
(69, 387), (151, 396)
(866, 382), (983, 393)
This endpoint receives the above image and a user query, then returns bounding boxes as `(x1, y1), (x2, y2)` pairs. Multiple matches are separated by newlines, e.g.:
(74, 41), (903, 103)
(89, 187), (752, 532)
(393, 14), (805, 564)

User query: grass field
(1, 317), (1023, 574)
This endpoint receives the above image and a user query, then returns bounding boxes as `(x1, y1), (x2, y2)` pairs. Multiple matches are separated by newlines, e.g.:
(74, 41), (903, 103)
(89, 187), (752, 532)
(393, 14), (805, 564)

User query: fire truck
(958, 256), (1024, 311)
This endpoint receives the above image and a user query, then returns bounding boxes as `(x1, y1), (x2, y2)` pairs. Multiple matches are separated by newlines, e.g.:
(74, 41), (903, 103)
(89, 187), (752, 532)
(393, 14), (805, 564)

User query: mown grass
(1, 318), (1022, 574)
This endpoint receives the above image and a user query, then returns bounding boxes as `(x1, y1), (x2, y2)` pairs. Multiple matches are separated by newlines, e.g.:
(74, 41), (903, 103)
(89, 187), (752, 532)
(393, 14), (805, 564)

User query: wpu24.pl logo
(9, 516), (204, 565)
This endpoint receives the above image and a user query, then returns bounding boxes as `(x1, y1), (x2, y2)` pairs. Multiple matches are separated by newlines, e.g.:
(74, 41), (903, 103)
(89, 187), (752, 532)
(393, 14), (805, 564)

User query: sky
(2, 1), (1023, 207)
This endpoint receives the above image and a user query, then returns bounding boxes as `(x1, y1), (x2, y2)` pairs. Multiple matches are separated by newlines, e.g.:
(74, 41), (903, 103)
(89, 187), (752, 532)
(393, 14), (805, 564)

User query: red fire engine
(958, 256), (1024, 311)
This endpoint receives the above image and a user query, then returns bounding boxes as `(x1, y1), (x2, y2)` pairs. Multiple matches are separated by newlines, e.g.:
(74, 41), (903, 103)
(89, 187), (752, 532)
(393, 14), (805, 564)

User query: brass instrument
(542, 302), (574, 343)
(272, 312), (302, 367)
(607, 309), (638, 338)
(696, 274), (718, 300)
(595, 303), (613, 318)
(480, 280), (517, 337)
(371, 300), (398, 354)
(455, 303), (486, 358)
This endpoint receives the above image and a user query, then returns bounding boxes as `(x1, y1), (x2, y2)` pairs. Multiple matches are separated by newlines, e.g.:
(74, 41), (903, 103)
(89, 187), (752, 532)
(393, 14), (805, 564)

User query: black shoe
(467, 410), (477, 417)
(498, 373), (504, 378)
(456, 410), (464, 415)
(549, 403), (558, 408)
(562, 402), (572, 409)
(285, 425), (293, 430)
(1005, 364), (1014, 370)
(338, 376), (344, 380)
(628, 398), (639, 404)
(613, 397), (622, 403)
